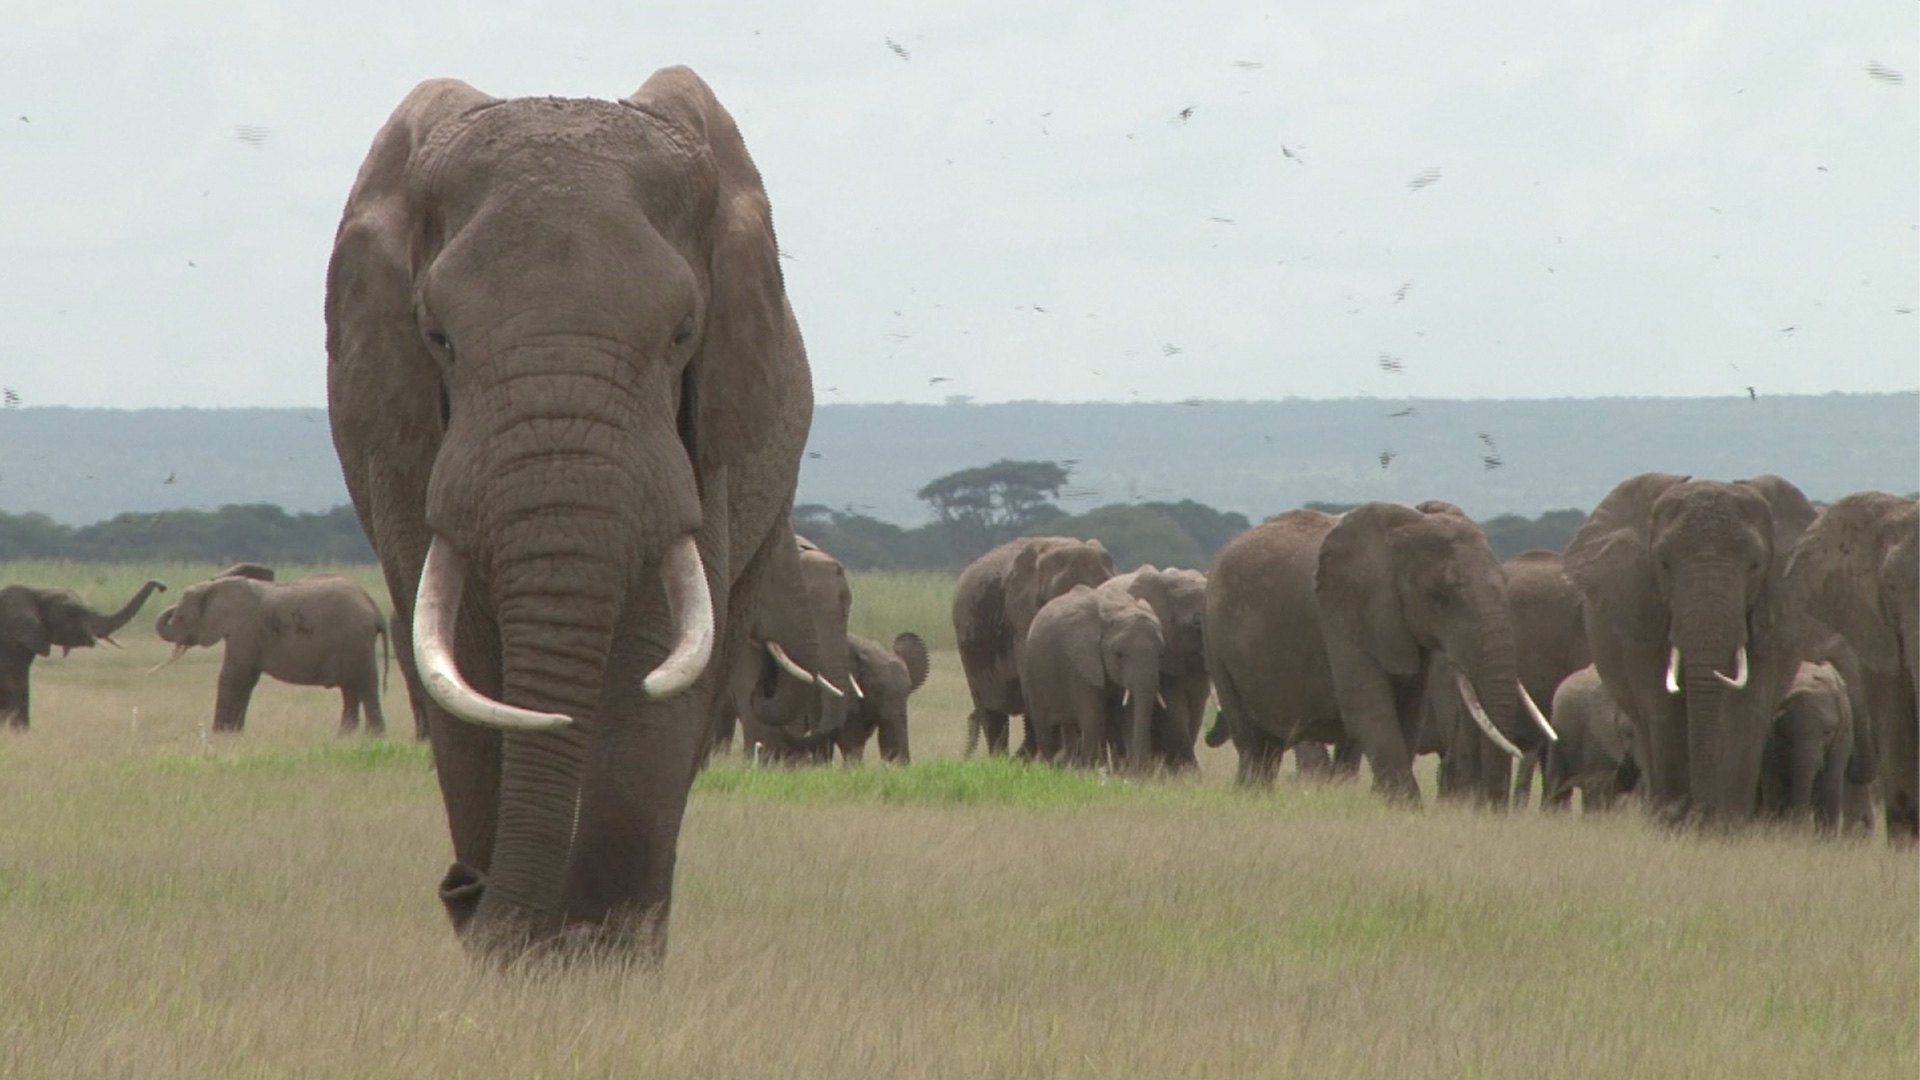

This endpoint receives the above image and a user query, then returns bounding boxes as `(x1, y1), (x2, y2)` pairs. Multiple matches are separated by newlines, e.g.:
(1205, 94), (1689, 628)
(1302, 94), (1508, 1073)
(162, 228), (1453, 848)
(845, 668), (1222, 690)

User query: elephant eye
(670, 319), (695, 349)
(426, 330), (454, 359)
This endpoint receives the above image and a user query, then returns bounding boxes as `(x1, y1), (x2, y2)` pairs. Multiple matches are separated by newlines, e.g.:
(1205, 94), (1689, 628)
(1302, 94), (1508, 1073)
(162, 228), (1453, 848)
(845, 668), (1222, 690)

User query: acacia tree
(916, 459), (1070, 557)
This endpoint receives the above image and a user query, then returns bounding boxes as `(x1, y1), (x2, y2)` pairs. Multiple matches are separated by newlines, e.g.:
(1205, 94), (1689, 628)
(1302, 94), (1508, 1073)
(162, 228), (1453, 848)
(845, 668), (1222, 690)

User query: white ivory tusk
(1665, 645), (1681, 696)
(1713, 645), (1750, 690)
(412, 538), (572, 732)
(642, 535), (715, 699)
(766, 641), (815, 683)
(1456, 669), (1523, 760)
(1519, 681), (1559, 742)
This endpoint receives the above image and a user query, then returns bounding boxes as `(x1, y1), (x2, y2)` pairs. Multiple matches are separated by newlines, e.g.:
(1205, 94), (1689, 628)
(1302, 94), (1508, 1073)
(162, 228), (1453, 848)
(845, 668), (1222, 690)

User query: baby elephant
(1758, 661), (1858, 833)
(834, 632), (931, 763)
(1019, 584), (1166, 770)
(1541, 665), (1640, 812)
(153, 572), (389, 735)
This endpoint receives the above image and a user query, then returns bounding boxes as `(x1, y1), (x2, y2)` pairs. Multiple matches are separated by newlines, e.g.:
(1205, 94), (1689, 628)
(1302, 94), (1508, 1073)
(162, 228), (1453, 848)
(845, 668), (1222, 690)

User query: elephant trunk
(1671, 564), (1759, 824)
(90, 579), (167, 641)
(1446, 603), (1526, 753)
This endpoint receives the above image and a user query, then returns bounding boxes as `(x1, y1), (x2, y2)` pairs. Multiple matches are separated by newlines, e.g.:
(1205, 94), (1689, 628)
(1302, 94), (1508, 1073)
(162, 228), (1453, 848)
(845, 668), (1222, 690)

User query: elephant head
(733, 534), (853, 757)
(1315, 502), (1533, 776)
(1760, 660), (1855, 829)
(0, 579), (167, 658)
(324, 67), (809, 958)
(1786, 491), (1919, 838)
(1565, 473), (1817, 825)
(155, 564), (276, 644)
(1065, 588), (1164, 770)
(1104, 565), (1206, 677)
(150, 576), (268, 667)
(1007, 537), (1117, 641)
(845, 631), (930, 763)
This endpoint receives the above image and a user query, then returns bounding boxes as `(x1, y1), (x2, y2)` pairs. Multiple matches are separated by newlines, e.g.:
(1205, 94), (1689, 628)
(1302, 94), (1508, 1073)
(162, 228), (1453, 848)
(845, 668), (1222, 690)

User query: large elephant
(1758, 661), (1858, 834)
(1096, 565), (1208, 770)
(835, 632), (931, 763)
(1540, 665), (1640, 812)
(1565, 473), (1817, 827)
(1785, 491), (1919, 841)
(152, 573), (390, 736)
(953, 536), (1116, 756)
(1426, 548), (1588, 808)
(1018, 585), (1166, 769)
(719, 534), (853, 762)
(324, 67), (812, 963)
(1205, 503), (1546, 803)
(0, 579), (167, 729)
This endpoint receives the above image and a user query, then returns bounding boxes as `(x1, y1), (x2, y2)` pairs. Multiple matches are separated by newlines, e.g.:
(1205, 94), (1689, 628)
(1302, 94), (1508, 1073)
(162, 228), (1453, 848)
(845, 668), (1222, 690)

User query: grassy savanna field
(0, 561), (1912, 1079)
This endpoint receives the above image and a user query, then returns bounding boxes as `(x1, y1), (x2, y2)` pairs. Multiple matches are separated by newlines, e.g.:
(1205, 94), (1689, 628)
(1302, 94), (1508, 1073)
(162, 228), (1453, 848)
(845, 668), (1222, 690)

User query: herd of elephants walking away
(3, 67), (1913, 972)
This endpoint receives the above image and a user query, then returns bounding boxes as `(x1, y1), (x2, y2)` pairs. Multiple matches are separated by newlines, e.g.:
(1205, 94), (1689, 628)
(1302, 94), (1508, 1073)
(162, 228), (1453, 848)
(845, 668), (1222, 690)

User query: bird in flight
(928, 376), (951, 385)
(1407, 167), (1442, 192)
(1173, 106), (1195, 123)
(885, 37), (910, 60)
(1, 388), (18, 408)
(1746, 386), (1757, 401)
(1378, 449), (1397, 470)
(1866, 61), (1904, 84)
(1376, 353), (1405, 374)
(163, 470), (177, 485)
(807, 451), (823, 459)
(1481, 454), (1504, 471)
(1386, 406), (1417, 418)
(1393, 281), (1412, 304)
(1476, 431), (1497, 449)
(1233, 60), (1264, 71)
(1281, 144), (1305, 165)
(1162, 344), (1183, 357)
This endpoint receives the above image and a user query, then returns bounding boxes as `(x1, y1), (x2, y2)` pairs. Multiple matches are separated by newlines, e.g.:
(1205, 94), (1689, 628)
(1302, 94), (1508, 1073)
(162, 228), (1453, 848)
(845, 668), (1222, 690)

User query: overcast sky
(1, 2), (1913, 409)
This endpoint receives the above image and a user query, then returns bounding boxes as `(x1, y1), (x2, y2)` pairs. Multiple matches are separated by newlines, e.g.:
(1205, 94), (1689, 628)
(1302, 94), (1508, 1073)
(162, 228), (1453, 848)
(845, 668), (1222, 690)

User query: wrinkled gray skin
(1566, 474), (1817, 829)
(1020, 585), (1166, 769)
(953, 537), (1116, 756)
(1206, 503), (1527, 804)
(1758, 661), (1857, 834)
(1097, 565), (1209, 771)
(1425, 548), (1589, 809)
(325, 68), (812, 963)
(1786, 492), (1918, 842)
(0, 580), (167, 729)
(835, 632), (931, 763)
(1540, 665), (1640, 812)
(720, 534), (850, 763)
(155, 574), (390, 736)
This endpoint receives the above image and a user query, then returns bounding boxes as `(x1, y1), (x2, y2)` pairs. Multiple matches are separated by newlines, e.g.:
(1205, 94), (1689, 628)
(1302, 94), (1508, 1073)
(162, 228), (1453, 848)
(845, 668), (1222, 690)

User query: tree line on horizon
(0, 459), (1598, 569)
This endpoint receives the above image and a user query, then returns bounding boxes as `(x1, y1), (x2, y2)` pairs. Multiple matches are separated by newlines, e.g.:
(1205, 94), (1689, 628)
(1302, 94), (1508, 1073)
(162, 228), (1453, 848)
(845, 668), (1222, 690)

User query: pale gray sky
(1, 2), (1914, 408)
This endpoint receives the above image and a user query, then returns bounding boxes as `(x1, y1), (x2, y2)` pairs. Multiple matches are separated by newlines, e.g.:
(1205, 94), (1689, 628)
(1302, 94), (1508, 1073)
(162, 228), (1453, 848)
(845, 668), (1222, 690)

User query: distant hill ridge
(0, 395), (1912, 526)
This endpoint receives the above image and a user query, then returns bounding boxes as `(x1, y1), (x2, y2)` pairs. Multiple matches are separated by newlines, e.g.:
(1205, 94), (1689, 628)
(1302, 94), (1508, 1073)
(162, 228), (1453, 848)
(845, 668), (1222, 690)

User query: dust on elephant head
(1565, 472), (1817, 828)
(324, 67), (812, 963)
(1786, 491), (1918, 840)
(0, 579), (168, 728)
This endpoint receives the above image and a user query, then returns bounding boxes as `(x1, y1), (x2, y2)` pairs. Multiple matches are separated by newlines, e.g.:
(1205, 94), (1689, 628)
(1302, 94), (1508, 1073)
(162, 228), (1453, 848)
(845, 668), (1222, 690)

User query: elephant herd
(946, 479), (1919, 844)
(0, 561), (393, 736)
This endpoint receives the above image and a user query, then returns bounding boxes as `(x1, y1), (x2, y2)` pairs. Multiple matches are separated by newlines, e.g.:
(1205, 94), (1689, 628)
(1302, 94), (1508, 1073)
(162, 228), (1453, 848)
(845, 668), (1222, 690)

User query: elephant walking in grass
(325, 67), (813, 963)
(0, 579), (167, 729)
(1097, 565), (1209, 770)
(1758, 661), (1861, 834)
(152, 572), (390, 736)
(1205, 502), (1551, 803)
(1019, 585), (1166, 769)
(835, 632), (931, 763)
(718, 534), (854, 763)
(1540, 665), (1640, 812)
(1786, 492), (1919, 841)
(1565, 474), (1817, 829)
(953, 537), (1116, 756)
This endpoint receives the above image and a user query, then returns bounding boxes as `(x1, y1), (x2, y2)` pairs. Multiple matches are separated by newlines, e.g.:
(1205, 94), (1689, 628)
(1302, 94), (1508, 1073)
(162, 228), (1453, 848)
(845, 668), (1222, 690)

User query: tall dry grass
(0, 561), (1911, 1078)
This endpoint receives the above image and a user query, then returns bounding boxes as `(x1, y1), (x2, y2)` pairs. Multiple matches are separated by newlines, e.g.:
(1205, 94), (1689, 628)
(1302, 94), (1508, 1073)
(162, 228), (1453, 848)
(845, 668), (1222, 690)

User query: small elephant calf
(834, 632), (931, 763)
(1541, 666), (1640, 813)
(153, 571), (389, 735)
(1758, 661), (1861, 833)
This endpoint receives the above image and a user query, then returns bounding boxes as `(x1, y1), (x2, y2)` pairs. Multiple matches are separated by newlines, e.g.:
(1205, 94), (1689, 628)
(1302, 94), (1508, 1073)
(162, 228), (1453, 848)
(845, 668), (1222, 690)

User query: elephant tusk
(147, 642), (189, 675)
(847, 674), (865, 699)
(1156, 693), (1167, 709)
(1665, 645), (1682, 696)
(765, 641), (815, 684)
(412, 537), (573, 732)
(1714, 645), (1750, 690)
(97, 634), (123, 650)
(816, 677), (846, 699)
(1519, 681), (1559, 742)
(1121, 689), (1131, 708)
(643, 535), (715, 699)
(1455, 669), (1523, 760)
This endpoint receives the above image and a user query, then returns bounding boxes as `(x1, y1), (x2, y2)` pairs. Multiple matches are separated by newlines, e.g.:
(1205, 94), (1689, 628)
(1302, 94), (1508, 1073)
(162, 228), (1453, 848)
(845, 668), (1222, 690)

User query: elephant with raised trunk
(1206, 503), (1552, 803)
(720, 534), (854, 763)
(1565, 473), (1817, 828)
(0, 579), (167, 729)
(1097, 565), (1209, 770)
(1019, 585), (1167, 769)
(152, 572), (390, 736)
(953, 536), (1116, 756)
(835, 632), (931, 763)
(325, 67), (812, 964)
(1786, 491), (1918, 841)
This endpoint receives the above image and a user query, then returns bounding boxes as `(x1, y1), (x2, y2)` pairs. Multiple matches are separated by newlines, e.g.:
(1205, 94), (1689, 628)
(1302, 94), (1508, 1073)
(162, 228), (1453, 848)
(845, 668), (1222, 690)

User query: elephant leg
(1476, 738), (1514, 812)
(361, 676), (388, 736)
(971, 708), (1012, 756)
(0, 658), (29, 729)
(1330, 739), (1361, 780)
(1812, 754), (1845, 835)
(1641, 711), (1693, 824)
(877, 715), (909, 765)
(1233, 727), (1285, 789)
(1069, 684), (1106, 769)
(1513, 748), (1540, 810)
(337, 687), (361, 736)
(1294, 740), (1333, 778)
(212, 662), (262, 733)
(1540, 748), (1573, 812)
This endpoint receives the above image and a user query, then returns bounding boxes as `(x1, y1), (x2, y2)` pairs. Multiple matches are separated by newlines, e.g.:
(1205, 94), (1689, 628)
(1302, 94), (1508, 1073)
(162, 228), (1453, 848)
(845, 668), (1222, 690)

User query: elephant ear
(892, 631), (931, 693)
(1740, 474), (1818, 658)
(628, 67), (795, 469)
(1787, 492), (1915, 674)
(1564, 473), (1689, 649)
(183, 579), (259, 648)
(1060, 590), (1109, 690)
(0, 589), (50, 658)
(1315, 503), (1427, 677)
(1005, 540), (1048, 636)
(1087, 539), (1117, 578)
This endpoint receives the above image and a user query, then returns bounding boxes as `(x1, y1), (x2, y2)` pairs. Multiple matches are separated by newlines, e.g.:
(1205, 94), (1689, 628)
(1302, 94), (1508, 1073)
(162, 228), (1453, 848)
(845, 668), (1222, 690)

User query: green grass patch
(694, 756), (1245, 809)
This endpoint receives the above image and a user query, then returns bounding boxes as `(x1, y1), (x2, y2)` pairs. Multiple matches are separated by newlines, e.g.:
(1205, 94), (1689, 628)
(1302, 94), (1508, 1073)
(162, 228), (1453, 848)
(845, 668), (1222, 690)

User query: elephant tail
(377, 618), (390, 696)
(964, 711), (981, 758)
